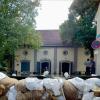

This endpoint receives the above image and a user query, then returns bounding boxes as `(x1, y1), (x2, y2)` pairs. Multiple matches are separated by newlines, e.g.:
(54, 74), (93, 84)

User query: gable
(37, 30), (63, 46)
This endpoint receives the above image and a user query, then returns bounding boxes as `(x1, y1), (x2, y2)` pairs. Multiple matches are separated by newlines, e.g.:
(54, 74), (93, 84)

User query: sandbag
(15, 79), (27, 93)
(84, 78), (100, 93)
(16, 90), (44, 100)
(16, 91), (27, 100)
(93, 97), (100, 100)
(85, 78), (100, 87)
(43, 78), (62, 96)
(0, 95), (8, 100)
(68, 77), (85, 92)
(25, 78), (43, 91)
(0, 72), (7, 80)
(0, 86), (7, 100)
(0, 77), (18, 88)
(41, 91), (51, 100)
(6, 86), (17, 100)
(63, 80), (78, 100)
(0, 85), (8, 100)
(64, 72), (70, 79)
(82, 92), (94, 100)
(44, 89), (58, 100)
(41, 89), (65, 100)
(0, 73), (18, 99)
(0, 84), (6, 96)
(32, 90), (44, 100)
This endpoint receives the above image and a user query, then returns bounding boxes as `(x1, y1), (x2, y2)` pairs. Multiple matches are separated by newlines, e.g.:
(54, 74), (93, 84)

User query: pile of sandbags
(15, 78), (44, 100)
(0, 72), (66, 100)
(65, 77), (100, 100)
(0, 72), (84, 100)
(63, 76), (100, 100)
(82, 78), (100, 100)
(63, 80), (79, 100)
(0, 72), (18, 100)
(2, 71), (100, 100)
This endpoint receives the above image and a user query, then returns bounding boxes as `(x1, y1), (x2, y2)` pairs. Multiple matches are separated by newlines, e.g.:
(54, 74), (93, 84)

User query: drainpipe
(73, 47), (78, 72)
(54, 47), (57, 75)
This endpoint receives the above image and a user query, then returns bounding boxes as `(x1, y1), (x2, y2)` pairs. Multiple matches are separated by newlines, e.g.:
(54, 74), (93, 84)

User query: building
(94, 3), (100, 75)
(14, 30), (89, 76)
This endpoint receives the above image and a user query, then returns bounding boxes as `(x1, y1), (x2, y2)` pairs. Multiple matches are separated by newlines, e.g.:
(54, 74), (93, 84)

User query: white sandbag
(68, 77), (85, 92)
(84, 83), (93, 93)
(25, 77), (43, 90)
(84, 78), (100, 92)
(86, 78), (100, 87)
(54, 77), (65, 87)
(6, 86), (17, 100)
(93, 97), (100, 100)
(0, 72), (7, 80)
(43, 78), (62, 96)
(12, 73), (16, 76)
(82, 92), (94, 100)
(64, 72), (69, 79)
(58, 78), (65, 86)
(43, 71), (49, 76)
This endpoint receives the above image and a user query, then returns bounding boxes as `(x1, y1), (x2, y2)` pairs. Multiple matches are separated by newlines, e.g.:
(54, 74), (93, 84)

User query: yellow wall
(37, 47), (74, 74)
(15, 49), (34, 75)
(94, 49), (100, 75)
(77, 48), (90, 73)
(37, 47), (54, 74)
(57, 48), (74, 74)
(15, 47), (89, 75)
(95, 4), (100, 75)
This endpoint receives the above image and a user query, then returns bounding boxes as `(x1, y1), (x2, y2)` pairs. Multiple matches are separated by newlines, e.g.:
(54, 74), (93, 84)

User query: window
(63, 50), (68, 55)
(43, 50), (48, 55)
(23, 50), (28, 55)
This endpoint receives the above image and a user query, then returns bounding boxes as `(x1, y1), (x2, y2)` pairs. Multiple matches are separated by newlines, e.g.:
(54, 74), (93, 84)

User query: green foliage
(60, 13), (78, 44)
(60, 0), (100, 57)
(0, 0), (41, 66)
(70, 0), (100, 57)
(19, 27), (42, 50)
(0, 67), (8, 71)
(70, 0), (100, 17)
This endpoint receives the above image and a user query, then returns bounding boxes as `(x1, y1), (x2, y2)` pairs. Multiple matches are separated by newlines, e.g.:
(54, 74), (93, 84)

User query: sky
(35, 0), (73, 30)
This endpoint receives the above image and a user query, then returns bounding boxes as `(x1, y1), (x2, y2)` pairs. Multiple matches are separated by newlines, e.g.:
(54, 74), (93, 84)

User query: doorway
(59, 61), (72, 75)
(40, 60), (51, 74)
(21, 60), (30, 75)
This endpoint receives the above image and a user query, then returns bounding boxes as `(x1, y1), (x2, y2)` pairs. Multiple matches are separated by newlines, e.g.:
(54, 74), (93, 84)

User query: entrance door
(62, 62), (69, 74)
(21, 61), (30, 75)
(59, 61), (72, 75)
(40, 60), (51, 74)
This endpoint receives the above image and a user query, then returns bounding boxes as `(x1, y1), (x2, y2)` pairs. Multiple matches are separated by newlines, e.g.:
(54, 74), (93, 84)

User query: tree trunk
(90, 48), (94, 58)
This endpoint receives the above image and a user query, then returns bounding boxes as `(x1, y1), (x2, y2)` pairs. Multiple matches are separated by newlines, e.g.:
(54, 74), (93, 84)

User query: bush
(0, 67), (8, 71)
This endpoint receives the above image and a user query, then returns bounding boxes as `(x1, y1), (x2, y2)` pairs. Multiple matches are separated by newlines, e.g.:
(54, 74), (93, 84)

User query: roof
(37, 30), (78, 47)
(38, 30), (63, 46)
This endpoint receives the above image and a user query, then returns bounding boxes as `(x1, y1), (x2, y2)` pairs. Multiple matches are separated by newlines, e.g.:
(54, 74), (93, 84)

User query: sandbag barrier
(9, 74), (100, 80)
(1, 72), (100, 100)
(0, 72), (78, 100)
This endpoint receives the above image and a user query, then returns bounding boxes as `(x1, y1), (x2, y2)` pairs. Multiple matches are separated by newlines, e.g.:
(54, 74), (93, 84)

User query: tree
(60, 13), (78, 45)
(70, 0), (100, 57)
(60, 0), (100, 57)
(73, 16), (96, 57)
(0, 0), (41, 68)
